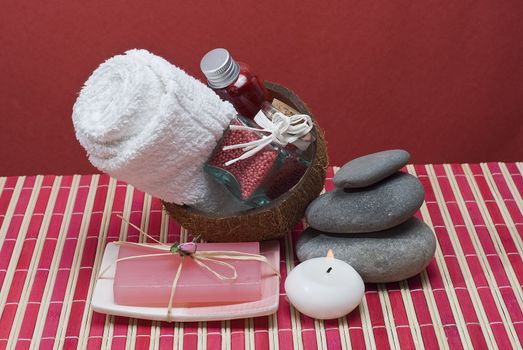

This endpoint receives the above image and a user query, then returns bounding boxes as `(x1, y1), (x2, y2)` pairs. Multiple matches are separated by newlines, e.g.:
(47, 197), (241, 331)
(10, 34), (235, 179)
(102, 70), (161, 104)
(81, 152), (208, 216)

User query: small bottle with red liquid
(200, 48), (269, 119)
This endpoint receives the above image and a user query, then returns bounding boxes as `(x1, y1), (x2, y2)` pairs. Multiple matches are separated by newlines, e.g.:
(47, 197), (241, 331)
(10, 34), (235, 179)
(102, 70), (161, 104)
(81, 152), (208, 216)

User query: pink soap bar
(113, 242), (261, 307)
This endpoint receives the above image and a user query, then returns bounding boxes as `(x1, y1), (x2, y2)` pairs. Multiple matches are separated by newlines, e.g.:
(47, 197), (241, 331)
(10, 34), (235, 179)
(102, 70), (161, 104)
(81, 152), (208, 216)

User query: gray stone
(296, 218), (437, 283)
(333, 149), (410, 188)
(306, 172), (424, 233)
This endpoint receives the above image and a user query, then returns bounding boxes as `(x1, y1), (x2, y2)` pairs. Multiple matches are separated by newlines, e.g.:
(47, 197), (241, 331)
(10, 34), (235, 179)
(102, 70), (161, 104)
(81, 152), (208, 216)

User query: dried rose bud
(179, 242), (197, 255)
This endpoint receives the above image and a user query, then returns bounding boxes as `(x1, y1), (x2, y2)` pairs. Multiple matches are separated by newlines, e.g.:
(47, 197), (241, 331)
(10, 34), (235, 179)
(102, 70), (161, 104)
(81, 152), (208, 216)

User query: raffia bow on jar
(98, 215), (280, 322)
(205, 106), (315, 206)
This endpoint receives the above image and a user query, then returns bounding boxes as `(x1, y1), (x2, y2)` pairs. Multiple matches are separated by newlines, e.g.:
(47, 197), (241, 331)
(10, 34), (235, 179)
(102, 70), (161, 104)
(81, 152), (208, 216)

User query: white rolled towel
(72, 49), (237, 205)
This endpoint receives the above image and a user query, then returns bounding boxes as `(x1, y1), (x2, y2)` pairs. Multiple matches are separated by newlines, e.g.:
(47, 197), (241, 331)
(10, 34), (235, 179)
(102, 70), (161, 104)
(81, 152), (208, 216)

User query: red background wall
(1, 1), (522, 176)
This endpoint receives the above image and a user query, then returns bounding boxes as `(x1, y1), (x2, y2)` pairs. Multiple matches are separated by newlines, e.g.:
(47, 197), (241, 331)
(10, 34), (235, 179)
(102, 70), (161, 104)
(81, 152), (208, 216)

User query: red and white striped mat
(0, 163), (522, 349)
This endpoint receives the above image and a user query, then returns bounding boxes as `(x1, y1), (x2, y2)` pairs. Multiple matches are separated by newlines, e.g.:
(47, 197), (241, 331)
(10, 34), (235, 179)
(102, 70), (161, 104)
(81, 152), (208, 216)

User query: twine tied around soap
(223, 110), (313, 166)
(98, 215), (280, 322)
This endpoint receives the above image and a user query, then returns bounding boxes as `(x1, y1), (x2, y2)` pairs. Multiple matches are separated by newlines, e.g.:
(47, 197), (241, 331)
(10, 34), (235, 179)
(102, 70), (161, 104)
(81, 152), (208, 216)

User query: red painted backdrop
(1, 1), (522, 176)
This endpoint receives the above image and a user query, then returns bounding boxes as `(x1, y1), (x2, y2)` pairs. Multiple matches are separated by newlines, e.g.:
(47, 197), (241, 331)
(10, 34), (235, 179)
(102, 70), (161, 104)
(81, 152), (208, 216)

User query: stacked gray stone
(297, 150), (437, 283)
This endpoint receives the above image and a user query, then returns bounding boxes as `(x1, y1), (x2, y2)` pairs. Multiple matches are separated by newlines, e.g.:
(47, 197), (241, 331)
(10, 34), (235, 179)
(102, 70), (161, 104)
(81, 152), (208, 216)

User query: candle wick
(326, 267), (333, 273)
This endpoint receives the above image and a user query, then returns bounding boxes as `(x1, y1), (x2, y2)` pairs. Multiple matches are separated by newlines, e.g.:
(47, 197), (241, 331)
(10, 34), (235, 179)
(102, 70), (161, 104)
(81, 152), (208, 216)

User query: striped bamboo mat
(0, 163), (522, 349)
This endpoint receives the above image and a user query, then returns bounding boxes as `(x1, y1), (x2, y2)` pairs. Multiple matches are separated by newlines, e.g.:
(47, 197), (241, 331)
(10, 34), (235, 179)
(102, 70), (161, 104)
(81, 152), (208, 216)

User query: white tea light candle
(285, 249), (364, 319)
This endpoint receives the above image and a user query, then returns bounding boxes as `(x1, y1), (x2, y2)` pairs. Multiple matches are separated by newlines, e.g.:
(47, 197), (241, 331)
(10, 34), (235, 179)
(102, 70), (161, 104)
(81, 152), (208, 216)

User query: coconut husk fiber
(163, 82), (328, 242)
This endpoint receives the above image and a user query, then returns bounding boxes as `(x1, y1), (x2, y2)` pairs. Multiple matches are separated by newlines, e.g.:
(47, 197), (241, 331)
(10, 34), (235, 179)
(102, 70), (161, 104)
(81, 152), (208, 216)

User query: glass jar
(205, 105), (315, 207)
(205, 116), (283, 207)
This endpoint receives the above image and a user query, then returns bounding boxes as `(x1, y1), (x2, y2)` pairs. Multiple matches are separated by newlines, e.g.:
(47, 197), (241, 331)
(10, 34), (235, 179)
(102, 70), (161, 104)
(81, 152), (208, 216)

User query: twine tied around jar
(223, 110), (313, 166)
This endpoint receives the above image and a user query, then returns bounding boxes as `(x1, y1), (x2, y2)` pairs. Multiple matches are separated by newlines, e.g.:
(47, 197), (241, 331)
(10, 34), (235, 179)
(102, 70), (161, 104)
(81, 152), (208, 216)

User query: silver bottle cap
(200, 48), (240, 89)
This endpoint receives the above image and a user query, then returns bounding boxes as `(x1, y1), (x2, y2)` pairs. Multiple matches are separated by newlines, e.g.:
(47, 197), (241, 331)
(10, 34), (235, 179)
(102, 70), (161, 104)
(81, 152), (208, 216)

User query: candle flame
(326, 249), (334, 259)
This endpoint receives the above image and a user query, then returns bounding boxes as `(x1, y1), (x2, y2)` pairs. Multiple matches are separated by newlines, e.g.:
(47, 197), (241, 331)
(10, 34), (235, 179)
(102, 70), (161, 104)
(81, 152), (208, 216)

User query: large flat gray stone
(296, 218), (437, 283)
(306, 172), (424, 233)
(333, 149), (410, 188)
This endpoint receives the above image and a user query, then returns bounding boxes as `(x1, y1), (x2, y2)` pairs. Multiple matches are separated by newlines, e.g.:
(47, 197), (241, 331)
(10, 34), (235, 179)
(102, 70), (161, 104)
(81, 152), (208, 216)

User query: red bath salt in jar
(205, 116), (283, 207)
(205, 107), (315, 207)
